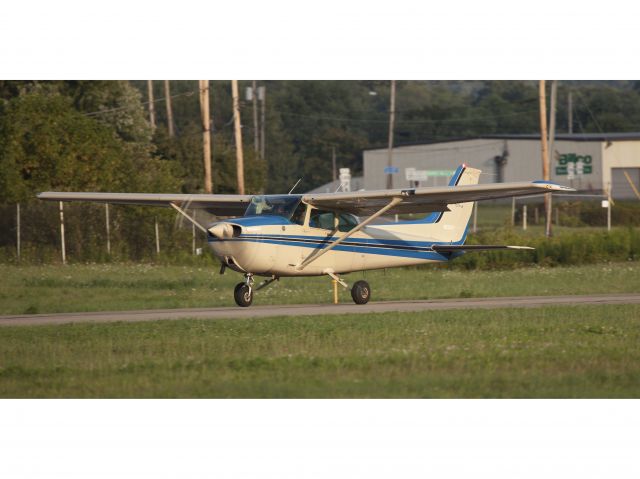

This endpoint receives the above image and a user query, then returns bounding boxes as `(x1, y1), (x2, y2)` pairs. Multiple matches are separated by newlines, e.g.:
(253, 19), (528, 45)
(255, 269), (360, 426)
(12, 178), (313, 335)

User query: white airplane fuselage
(208, 218), (461, 277)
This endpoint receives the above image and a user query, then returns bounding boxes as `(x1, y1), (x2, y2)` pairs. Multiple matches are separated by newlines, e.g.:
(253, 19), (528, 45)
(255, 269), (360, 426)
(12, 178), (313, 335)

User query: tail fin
(414, 165), (481, 243)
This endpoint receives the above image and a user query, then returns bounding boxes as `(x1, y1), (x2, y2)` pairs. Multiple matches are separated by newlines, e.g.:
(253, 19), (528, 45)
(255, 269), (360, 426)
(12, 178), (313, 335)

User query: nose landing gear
(233, 273), (279, 307)
(233, 273), (254, 307)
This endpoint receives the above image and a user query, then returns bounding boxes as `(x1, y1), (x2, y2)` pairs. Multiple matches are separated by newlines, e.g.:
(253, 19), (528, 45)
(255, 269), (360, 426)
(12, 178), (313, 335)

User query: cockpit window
(245, 195), (302, 219)
(337, 213), (359, 232)
(290, 202), (307, 226)
(309, 209), (336, 230)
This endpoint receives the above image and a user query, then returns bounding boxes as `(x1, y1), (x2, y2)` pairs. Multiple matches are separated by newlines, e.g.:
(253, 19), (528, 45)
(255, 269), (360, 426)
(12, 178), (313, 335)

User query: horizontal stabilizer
(432, 245), (534, 252)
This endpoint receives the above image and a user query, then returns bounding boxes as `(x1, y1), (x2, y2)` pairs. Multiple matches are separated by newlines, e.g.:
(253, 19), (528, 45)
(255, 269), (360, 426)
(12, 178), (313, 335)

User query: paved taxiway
(1, 293), (639, 327)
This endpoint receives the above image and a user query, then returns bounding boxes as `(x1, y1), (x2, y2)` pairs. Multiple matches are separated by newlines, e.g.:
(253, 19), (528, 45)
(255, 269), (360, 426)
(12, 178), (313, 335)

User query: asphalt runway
(1, 293), (639, 327)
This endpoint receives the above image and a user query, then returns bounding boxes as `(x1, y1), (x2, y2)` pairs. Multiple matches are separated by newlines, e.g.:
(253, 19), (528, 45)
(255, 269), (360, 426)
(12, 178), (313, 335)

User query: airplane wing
(36, 192), (252, 217)
(302, 181), (574, 215)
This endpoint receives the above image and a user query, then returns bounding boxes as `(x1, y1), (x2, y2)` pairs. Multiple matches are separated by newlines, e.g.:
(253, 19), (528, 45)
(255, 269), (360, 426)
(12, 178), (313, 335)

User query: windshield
(245, 195), (302, 219)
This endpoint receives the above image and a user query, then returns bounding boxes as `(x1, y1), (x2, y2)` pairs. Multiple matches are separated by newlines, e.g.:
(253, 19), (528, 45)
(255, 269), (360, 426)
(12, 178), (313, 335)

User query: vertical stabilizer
(434, 166), (480, 243)
(398, 165), (481, 243)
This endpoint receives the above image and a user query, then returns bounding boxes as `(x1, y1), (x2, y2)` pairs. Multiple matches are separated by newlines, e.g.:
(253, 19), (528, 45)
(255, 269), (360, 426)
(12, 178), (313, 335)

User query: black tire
(351, 280), (371, 305)
(234, 282), (253, 307)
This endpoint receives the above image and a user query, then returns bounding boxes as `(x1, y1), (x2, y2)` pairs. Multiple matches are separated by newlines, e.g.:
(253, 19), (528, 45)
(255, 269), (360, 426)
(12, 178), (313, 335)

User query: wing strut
(169, 203), (208, 234)
(296, 197), (403, 271)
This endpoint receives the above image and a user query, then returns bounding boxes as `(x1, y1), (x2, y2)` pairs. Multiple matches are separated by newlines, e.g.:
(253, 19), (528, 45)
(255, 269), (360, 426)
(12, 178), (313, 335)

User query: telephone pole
(539, 80), (551, 237)
(252, 81), (259, 156)
(232, 80), (246, 195)
(547, 80), (558, 238)
(199, 80), (213, 193)
(386, 80), (396, 190)
(164, 80), (174, 137)
(147, 80), (156, 129)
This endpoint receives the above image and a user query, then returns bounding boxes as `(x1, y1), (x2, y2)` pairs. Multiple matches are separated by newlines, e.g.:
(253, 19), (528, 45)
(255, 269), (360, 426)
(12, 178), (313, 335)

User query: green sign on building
(555, 153), (593, 175)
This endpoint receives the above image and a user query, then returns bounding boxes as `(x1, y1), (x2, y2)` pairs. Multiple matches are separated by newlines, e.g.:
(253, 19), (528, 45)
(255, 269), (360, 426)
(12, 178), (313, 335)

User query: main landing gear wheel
(351, 280), (371, 305)
(234, 283), (253, 307)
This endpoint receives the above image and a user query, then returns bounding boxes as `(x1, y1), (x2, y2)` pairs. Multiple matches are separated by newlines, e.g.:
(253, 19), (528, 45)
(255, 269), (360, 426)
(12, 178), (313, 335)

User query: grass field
(1, 304), (639, 398)
(1, 262), (639, 314)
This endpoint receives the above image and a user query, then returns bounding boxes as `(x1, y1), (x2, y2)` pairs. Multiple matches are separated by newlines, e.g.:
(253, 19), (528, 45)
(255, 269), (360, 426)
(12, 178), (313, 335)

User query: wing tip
(531, 180), (576, 192)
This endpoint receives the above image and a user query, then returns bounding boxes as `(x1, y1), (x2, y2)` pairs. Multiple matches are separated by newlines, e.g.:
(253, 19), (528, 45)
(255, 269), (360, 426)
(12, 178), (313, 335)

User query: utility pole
(567, 90), (573, 134)
(259, 86), (266, 161)
(332, 146), (337, 182)
(539, 80), (551, 238)
(386, 80), (397, 190)
(147, 80), (156, 129)
(199, 80), (213, 193)
(164, 80), (174, 137)
(252, 81), (259, 156)
(232, 80), (246, 195)
(546, 80), (557, 238)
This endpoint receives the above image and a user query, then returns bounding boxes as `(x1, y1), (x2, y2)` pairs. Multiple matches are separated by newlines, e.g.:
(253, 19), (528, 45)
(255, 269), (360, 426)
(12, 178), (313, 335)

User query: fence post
(522, 205), (527, 231)
(472, 202), (478, 233)
(511, 197), (516, 226)
(155, 217), (160, 255)
(607, 183), (612, 232)
(105, 204), (111, 255)
(16, 203), (21, 262)
(192, 223), (196, 255)
(59, 201), (67, 265)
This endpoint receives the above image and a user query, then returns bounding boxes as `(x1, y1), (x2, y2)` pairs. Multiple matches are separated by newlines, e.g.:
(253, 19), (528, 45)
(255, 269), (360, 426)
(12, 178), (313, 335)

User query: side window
(337, 213), (359, 232)
(309, 209), (335, 230)
(290, 203), (307, 226)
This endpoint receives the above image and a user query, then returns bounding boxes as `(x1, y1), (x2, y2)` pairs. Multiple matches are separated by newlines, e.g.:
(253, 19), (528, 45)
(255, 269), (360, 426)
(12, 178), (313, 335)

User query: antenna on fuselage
(288, 178), (302, 194)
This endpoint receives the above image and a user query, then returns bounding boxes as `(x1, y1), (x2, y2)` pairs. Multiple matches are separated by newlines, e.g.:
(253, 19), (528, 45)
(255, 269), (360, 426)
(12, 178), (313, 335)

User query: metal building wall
(363, 140), (506, 190)
(363, 138), (605, 191)
(602, 141), (640, 198)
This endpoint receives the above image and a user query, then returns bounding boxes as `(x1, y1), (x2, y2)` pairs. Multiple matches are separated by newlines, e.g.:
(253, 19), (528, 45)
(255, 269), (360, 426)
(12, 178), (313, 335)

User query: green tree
(0, 93), (132, 202)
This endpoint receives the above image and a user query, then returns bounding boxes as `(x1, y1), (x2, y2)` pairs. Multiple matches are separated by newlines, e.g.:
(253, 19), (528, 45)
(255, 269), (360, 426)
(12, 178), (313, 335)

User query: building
(363, 133), (640, 199)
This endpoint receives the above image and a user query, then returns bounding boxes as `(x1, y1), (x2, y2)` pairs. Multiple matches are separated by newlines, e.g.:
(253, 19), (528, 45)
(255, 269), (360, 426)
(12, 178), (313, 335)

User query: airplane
(38, 165), (574, 307)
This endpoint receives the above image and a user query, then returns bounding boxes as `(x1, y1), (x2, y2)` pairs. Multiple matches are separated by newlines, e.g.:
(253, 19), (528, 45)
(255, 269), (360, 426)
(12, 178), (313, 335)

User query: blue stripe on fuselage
(208, 231), (468, 260)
